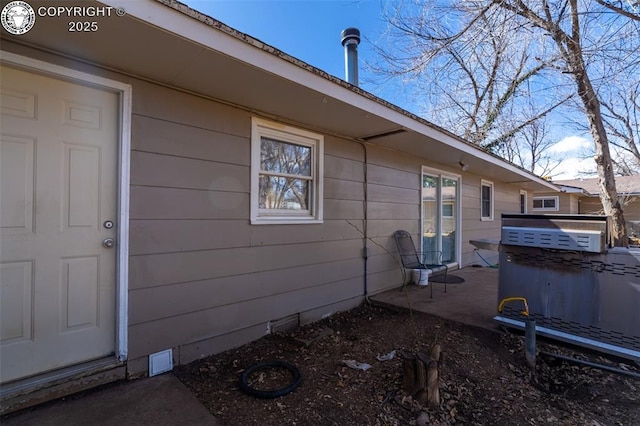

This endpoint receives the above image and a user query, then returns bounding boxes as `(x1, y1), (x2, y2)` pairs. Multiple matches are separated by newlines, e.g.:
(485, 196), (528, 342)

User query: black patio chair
(392, 230), (448, 298)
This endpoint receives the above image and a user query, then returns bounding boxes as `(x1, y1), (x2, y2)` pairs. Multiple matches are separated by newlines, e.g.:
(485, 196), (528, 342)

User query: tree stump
(401, 344), (442, 409)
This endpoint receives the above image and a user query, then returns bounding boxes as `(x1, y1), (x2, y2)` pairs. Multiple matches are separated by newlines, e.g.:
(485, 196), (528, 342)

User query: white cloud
(537, 135), (596, 179)
(549, 135), (592, 153)
(549, 156), (597, 180)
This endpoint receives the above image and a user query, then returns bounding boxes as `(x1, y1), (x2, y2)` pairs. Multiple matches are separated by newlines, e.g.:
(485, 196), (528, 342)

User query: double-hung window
(480, 180), (494, 221)
(251, 118), (323, 224)
(532, 196), (558, 211)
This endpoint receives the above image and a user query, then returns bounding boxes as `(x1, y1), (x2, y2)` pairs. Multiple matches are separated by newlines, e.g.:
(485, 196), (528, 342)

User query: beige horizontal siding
(128, 277), (363, 358)
(120, 70), (372, 363)
(460, 177), (523, 265)
(324, 135), (364, 162)
(130, 186), (248, 220)
(366, 269), (403, 295)
(367, 219), (420, 239)
(368, 163), (420, 188)
(324, 177), (365, 200)
(367, 201), (420, 220)
(367, 236), (401, 257)
(366, 145), (422, 170)
(249, 219), (364, 246)
(362, 147), (421, 293)
(623, 200), (640, 221)
(580, 198), (603, 214)
(131, 78), (251, 138)
(324, 199), (364, 219)
(324, 154), (365, 181)
(129, 219), (365, 255)
(366, 252), (402, 275)
(495, 184), (521, 214)
(368, 185), (419, 204)
(131, 151), (249, 192)
(129, 238), (364, 289)
(175, 294), (363, 367)
(579, 196), (640, 220)
(177, 322), (267, 367)
(132, 115), (250, 166)
(461, 180), (481, 198)
(129, 219), (251, 255)
(128, 257), (364, 325)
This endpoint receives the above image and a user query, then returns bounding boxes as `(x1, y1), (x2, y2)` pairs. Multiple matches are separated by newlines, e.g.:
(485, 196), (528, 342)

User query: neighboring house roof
(3, 0), (557, 191)
(554, 175), (640, 196)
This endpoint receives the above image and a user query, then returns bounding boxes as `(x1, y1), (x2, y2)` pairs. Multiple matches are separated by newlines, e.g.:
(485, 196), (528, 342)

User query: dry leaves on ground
(175, 304), (640, 425)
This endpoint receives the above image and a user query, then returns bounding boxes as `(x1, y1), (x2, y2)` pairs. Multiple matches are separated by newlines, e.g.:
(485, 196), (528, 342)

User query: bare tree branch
(595, 0), (640, 20)
(371, 0), (639, 244)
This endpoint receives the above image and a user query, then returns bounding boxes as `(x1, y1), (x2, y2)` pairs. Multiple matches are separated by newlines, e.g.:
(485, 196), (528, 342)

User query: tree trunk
(561, 1), (627, 246)
(573, 74), (627, 245)
(401, 346), (442, 409)
(426, 345), (441, 409)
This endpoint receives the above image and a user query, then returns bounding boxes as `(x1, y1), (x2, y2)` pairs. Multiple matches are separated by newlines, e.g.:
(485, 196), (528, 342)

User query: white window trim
(520, 190), (528, 214)
(251, 117), (323, 224)
(532, 195), (559, 211)
(480, 180), (494, 221)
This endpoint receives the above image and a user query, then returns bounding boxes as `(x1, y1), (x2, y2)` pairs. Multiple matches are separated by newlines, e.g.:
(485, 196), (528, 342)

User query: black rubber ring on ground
(238, 360), (302, 398)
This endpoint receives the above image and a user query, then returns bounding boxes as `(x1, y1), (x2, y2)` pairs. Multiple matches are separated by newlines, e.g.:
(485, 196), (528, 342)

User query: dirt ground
(175, 304), (640, 426)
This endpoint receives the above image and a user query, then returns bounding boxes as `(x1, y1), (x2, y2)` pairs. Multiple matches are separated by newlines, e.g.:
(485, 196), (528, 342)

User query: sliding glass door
(422, 168), (460, 265)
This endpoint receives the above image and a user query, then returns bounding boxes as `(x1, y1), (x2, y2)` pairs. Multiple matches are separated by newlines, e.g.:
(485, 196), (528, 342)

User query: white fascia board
(102, 0), (557, 192)
(558, 185), (591, 195)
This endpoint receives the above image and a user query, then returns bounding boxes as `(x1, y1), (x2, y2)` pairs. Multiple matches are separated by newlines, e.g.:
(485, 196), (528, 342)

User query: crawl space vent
(270, 314), (300, 334)
(149, 349), (173, 377)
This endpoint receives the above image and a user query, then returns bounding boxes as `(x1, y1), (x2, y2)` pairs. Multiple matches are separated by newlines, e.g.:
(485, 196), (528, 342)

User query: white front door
(1, 65), (119, 383)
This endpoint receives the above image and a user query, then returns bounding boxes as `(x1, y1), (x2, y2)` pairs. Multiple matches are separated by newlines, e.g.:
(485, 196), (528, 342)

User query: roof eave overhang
(142, 0), (558, 192)
(2, 0), (558, 192)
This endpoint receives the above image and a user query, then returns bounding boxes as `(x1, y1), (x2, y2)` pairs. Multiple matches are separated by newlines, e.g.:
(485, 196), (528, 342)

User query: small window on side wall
(251, 118), (324, 224)
(481, 180), (494, 221)
(532, 196), (558, 211)
(520, 190), (527, 214)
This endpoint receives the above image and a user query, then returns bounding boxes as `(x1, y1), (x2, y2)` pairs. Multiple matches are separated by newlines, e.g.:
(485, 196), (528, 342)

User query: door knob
(102, 238), (115, 248)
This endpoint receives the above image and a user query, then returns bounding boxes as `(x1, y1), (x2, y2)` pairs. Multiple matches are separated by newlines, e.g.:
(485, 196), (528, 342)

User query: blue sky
(181, 0), (595, 179)
(181, 0), (410, 109)
(182, 1), (385, 80)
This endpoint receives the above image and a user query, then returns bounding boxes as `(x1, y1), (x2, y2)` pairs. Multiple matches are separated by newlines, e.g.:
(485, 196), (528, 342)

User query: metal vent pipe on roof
(341, 27), (360, 86)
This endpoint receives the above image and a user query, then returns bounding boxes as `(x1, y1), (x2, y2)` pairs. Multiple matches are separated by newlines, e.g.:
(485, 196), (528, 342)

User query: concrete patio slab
(1, 373), (218, 426)
(370, 266), (501, 331)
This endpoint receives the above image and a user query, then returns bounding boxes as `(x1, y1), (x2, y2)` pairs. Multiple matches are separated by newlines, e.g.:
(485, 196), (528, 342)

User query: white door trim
(1, 50), (131, 362)
(421, 166), (462, 268)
